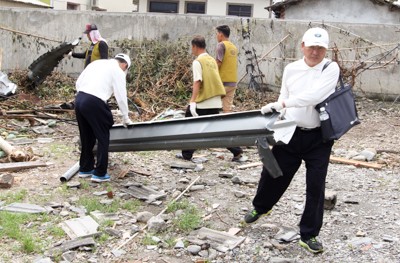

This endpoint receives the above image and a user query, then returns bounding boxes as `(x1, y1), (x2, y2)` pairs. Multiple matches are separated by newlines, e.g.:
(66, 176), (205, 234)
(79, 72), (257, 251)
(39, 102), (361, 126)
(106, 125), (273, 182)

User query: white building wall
(98, 0), (136, 12)
(138, 0), (268, 18)
(206, 0), (267, 18)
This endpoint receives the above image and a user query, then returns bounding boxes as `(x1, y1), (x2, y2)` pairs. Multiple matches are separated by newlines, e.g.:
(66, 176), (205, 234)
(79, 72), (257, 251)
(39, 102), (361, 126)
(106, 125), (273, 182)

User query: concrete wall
(284, 0), (400, 25)
(0, 7), (399, 98)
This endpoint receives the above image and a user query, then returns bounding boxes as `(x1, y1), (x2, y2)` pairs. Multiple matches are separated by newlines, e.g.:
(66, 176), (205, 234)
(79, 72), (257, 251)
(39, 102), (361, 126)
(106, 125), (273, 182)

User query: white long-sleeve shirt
(280, 58), (340, 128)
(76, 59), (129, 120)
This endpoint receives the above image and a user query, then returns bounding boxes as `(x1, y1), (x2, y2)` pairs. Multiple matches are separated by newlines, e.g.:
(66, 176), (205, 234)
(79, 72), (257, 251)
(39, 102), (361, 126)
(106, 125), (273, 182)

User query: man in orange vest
(215, 25), (246, 162)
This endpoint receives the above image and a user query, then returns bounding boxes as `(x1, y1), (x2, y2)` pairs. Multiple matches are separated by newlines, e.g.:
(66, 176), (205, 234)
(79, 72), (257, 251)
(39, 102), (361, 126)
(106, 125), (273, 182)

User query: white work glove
(260, 102), (284, 115)
(189, 102), (198, 117)
(64, 51), (72, 58)
(122, 117), (133, 128)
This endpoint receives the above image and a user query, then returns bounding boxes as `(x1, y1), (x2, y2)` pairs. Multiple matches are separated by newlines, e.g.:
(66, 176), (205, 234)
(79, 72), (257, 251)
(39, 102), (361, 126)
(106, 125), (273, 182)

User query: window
(186, 2), (205, 14)
(149, 1), (178, 13)
(67, 2), (80, 10)
(227, 4), (252, 17)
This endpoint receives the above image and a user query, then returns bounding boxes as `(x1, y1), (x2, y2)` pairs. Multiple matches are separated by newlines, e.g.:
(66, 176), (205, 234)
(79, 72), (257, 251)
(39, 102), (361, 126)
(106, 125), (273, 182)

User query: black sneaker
(244, 209), (271, 224)
(299, 237), (324, 253)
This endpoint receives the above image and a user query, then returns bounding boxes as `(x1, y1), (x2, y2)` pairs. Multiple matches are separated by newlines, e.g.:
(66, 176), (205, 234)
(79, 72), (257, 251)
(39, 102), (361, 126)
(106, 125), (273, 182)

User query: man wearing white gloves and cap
(75, 53), (133, 183)
(244, 27), (340, 254)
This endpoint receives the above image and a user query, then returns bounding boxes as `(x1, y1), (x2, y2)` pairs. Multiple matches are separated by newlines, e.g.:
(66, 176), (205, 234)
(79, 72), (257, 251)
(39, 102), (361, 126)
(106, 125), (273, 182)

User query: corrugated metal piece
(109, 110), (295, 151)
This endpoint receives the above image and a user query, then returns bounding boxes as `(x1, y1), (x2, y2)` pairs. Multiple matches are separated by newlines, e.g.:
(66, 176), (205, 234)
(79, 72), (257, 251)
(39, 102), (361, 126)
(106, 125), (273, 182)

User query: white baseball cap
(115, 53), (131, 69)
(302, 27), (329, 49)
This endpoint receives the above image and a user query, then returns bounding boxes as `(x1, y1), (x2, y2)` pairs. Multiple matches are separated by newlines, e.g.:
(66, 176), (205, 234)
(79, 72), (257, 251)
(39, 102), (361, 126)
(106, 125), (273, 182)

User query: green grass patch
(0, 189), (28, 204)
(167, 200), (202, 232)
(77, 196), (141, 214)
(166, 199), (191, 213)
(142, 234), (159, 246)
(120, 199), (141, 212)
(0, 212), (43, 253)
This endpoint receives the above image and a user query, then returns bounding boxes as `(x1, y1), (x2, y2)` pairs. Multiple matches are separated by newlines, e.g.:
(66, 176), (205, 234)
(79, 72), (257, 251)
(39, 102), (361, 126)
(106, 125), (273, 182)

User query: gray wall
(0, 7), (399, 98)
(284, 0), (400, 25)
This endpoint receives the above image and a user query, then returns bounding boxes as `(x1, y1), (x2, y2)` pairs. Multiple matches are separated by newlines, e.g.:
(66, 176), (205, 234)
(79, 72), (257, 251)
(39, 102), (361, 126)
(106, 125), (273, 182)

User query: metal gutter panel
(109, 110), (289, 152)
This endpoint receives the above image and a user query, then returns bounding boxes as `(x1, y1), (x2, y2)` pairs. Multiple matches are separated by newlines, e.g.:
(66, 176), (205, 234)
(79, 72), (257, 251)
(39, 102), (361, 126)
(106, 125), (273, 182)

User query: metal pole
(60, 161), (79, 182)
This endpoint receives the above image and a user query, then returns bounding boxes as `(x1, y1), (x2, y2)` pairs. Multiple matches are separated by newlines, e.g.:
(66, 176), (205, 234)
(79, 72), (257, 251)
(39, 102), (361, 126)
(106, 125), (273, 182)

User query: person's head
(114, 53), (131, 74)
(216, 25), (230, 42)
(83, 24), (98, 40)
(191, 35), (206, 56)
(301, 27), (329, 67)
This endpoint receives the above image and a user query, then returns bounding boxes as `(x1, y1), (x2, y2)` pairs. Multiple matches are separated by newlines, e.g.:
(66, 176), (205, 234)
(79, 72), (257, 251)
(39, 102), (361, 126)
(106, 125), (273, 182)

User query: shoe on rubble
(175, 153), (192, 161)
(78, 170), (94, 178)
(244, 209), (271, 224)
(232, 154), (248, 163)
(91, 174), (111, 183)
(299, 237), (324, 254)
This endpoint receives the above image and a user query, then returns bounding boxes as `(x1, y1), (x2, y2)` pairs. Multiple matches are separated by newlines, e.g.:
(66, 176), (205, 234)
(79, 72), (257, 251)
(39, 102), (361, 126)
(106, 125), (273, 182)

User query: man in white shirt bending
(75, 53), (132, 183)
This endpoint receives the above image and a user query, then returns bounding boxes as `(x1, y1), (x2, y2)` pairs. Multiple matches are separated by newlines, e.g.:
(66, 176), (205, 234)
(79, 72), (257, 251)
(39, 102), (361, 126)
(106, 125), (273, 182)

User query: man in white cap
(75, 53), (132, 183)
(244, 27), (340, 253)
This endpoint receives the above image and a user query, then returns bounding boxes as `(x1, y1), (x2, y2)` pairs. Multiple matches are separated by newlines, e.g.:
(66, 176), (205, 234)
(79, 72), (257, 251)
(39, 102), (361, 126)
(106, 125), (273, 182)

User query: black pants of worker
(75, 92), (114, 176)
(252, 127), (334, 240)
(181, 106), (243, 160)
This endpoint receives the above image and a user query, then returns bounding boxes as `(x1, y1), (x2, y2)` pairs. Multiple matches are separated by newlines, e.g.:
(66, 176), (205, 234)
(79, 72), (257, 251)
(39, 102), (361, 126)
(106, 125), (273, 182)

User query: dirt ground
(0, 96), (399, 263)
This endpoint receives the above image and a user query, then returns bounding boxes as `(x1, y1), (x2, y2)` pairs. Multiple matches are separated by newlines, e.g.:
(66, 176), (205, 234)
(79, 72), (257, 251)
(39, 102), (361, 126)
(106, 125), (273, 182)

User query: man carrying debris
(75, 54), (132, 183)
(177, 35), (245, 162)
(70, 24), (108, 68)
(244, 27), (340, 254)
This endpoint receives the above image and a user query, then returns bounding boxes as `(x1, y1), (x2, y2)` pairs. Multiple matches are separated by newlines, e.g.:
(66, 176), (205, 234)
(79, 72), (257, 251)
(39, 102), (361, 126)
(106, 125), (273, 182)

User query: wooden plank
(0, 161), (49, 172)
(329, 156), (382, 169)
(237, 162), (262, 170)
(237, 157), (383, 170)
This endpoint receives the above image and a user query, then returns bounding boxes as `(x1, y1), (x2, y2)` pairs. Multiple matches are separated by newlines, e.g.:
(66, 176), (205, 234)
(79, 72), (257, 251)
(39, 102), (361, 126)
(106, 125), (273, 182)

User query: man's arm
(215, 42), (225, 69)
(98, 41), (109, 59)
(190, 80), (201, 102)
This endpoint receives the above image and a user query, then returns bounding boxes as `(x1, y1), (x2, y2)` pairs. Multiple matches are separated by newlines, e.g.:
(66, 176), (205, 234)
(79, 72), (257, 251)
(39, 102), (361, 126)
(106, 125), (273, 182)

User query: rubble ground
(0, 97), (399, 263)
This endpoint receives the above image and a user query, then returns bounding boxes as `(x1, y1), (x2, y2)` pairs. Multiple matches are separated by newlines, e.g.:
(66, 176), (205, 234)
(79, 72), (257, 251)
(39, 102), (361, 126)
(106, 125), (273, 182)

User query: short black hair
(191, 35), (206, 49)
(115, 57), (127, 65)
(216, 25), (230, 37)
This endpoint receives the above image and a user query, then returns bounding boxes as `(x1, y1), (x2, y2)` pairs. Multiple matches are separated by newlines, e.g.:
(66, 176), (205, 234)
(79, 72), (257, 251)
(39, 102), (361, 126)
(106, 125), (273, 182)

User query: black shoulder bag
(315, 61), (360, 141)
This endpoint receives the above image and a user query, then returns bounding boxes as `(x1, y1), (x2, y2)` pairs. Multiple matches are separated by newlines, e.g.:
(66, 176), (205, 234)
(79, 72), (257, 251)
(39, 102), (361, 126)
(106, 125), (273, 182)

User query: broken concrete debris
(60, 215), (100, 239)
(0, 202), (50, 214)
(0, 173), (14, 188)
(187, 227), (246, 253)
(48, 237), (96, 257)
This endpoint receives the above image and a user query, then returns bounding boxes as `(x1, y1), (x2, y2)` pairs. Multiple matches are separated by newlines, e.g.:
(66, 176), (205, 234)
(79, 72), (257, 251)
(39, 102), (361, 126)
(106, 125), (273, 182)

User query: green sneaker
(244, 209), (271, 224)
(299, 237), (324, 253)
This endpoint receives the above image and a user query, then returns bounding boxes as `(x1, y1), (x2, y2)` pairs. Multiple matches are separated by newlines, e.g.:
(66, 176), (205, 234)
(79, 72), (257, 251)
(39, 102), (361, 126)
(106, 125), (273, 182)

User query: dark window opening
(186, 2), (205, 14)
(149, 1), (178, 13)
(67, 2), (80, 10)
(228, 4), (252, 17)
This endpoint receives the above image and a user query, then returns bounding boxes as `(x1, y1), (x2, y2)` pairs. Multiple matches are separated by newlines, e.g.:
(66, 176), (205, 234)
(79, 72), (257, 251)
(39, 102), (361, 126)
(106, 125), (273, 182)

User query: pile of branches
(5, 39), (274, 122)
(124, 39), (194, 117)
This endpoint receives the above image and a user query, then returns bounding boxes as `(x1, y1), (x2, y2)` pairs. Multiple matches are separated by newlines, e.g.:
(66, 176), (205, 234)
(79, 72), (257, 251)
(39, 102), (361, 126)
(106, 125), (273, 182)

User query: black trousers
(252, 127), (334, 239)
(181, 106), (242, 159)
(75, 92), (114, 176)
